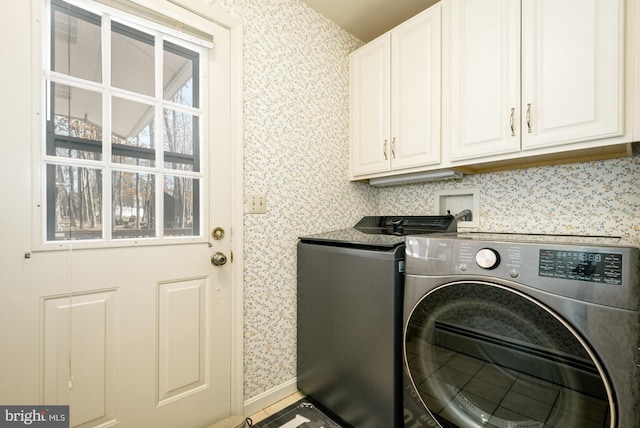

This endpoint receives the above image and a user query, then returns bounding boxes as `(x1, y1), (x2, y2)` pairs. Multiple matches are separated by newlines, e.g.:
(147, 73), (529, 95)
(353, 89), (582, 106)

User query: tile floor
(222, 335), (611, 428)
(205, 392), (304, 428)
(247, 391), (306, 425)
(406, 336), (610, 428)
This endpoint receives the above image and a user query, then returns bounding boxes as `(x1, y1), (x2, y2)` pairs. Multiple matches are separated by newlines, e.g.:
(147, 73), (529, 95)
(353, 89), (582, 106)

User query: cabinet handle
(510, 108), (515, 136)
(526, 103), (532, 133)
(383, 139), (388, 160)
(391, 137), (396, 159)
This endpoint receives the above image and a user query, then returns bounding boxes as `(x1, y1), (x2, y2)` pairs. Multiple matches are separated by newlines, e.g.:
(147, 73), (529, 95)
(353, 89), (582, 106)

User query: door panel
(157, 278), (209, 404)
(43, 290), (117, 427)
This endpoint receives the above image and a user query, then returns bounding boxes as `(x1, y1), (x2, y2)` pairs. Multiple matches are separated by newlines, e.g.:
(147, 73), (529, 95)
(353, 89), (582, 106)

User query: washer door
(404, 281), (615, 428)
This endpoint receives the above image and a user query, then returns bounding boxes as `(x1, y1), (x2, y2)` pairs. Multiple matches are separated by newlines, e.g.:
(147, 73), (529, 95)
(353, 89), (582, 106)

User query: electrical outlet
(247, 193), (267, 214)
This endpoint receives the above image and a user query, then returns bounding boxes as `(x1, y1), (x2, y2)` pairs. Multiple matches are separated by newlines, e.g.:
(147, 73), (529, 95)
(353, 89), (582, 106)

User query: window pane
(48, 164), (103, 241)
(45, 0), (205, 245)
(111, 22), (155, 96)
(51, 1), (102, 82)
(112, 96), (155, 167)
(51, 83), (102, 160)
(164, 109), (197, 171)
(163, 41), (198, 107)
(164, 176), (198, 237)
(112, 171), (156, 239)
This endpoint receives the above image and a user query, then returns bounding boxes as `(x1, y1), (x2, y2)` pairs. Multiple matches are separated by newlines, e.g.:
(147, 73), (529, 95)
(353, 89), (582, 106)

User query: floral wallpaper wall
(378, 155), (640, 245)
(209, 0), (640, 404)
(208, 0), (375, 400)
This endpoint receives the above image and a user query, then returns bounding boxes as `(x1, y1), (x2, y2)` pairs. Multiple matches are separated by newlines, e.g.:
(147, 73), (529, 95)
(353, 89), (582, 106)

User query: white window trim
(68, 0), (215, 48)
(34, 0), (212, 251)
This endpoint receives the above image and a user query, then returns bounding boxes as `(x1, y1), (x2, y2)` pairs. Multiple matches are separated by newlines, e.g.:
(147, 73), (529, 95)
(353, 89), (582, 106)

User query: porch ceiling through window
(55, 28), (194, 139)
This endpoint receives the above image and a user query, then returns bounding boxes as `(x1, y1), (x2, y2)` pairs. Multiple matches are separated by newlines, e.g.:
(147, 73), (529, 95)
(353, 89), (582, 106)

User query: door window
(405, 282), (613, 427)
(44, 0), (207, 244)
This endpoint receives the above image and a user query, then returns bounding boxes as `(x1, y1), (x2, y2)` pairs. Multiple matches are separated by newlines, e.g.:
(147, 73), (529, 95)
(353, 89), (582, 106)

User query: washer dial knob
(475, 248), (500, 269)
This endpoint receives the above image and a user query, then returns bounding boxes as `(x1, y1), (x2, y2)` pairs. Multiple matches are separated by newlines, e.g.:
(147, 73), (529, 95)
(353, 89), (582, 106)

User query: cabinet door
(522, 0), (624, 150)
(350, 35), (391, 177)
(390, 4), (442, 170)
(447, 0), (520, 161)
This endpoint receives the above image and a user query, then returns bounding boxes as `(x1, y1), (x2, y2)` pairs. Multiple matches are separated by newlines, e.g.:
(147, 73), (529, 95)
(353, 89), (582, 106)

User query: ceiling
(300, 0), (439, 42)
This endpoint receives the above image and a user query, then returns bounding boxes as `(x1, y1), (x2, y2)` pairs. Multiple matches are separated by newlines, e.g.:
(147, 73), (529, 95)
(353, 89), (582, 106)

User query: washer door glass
(404, 281), (614, 428)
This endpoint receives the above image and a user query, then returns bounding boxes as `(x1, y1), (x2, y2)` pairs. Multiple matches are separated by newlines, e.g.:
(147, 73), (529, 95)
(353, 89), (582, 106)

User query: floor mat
(252, 399), (346, 428)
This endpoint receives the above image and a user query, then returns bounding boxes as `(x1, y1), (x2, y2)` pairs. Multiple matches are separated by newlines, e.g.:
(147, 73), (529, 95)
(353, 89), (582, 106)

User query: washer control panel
(454, 242), (625, 285)
(539, 249), (623, 285)
(404, 235), (639, 311)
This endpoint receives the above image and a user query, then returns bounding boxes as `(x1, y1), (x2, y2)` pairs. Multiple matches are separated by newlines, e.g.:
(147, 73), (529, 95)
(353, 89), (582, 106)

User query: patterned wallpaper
(208, 0), (375, 400)
(209, 0), (640, 403)
(378, 156), (640, 245)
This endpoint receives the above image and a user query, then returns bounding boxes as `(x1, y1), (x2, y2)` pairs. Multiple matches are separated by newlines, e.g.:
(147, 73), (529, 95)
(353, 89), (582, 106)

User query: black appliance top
(354, 215), (457, 235)
(298, 215), (457, 249)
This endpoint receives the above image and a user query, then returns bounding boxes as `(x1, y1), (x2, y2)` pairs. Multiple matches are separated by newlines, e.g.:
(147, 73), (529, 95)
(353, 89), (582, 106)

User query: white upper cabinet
(390, 5), (442, 171)
(350, 4), (441, 179)
(350, 35), (391, 177)
(445, 0), (626, 163)
(350, 0), (634, 182)
(447, 0), (521, 161)
(521, 0), (624, 150)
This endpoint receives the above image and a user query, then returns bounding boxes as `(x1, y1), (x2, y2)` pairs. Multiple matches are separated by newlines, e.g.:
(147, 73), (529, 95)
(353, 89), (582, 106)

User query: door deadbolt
(211, 252), (228, 266)
(211, 227), (225, 240)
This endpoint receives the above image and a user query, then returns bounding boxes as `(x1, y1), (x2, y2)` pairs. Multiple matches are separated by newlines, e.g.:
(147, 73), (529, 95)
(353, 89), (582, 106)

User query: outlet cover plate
(247, 193), (267, 214)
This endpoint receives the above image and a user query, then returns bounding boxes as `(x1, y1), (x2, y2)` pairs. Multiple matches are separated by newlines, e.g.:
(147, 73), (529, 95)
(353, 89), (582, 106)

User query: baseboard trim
(243, 378), (298, 417)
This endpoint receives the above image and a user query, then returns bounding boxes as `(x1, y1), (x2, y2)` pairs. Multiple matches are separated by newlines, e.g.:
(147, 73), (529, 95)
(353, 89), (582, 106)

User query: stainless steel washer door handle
(211, 252), (228, 266)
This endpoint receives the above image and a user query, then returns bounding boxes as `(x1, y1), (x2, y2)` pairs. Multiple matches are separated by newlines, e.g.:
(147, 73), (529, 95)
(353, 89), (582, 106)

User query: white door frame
(179, 0), (245, 416)
(225, 9), (245, 419)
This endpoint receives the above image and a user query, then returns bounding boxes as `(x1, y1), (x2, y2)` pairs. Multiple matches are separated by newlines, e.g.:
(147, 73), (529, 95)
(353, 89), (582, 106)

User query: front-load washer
(402, 233), (640, 428)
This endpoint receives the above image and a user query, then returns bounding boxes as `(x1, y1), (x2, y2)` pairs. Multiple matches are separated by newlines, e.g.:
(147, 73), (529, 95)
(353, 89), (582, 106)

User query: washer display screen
(538, 249), (622, 285)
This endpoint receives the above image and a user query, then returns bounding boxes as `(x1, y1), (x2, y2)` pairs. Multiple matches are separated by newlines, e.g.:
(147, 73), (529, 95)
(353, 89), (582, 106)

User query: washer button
(509, 269), (520, 279)
(459, 263), (468, 272)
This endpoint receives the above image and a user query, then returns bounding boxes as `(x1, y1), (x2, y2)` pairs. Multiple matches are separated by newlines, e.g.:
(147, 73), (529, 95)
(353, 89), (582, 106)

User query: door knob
(211, 252), (228, 266)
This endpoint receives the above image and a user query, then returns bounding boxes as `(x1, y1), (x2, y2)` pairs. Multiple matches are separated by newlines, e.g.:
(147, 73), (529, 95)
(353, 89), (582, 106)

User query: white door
(446, 0), (521, 161)
(1, 1), (234, 427)
(521, 0), (624, 150)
